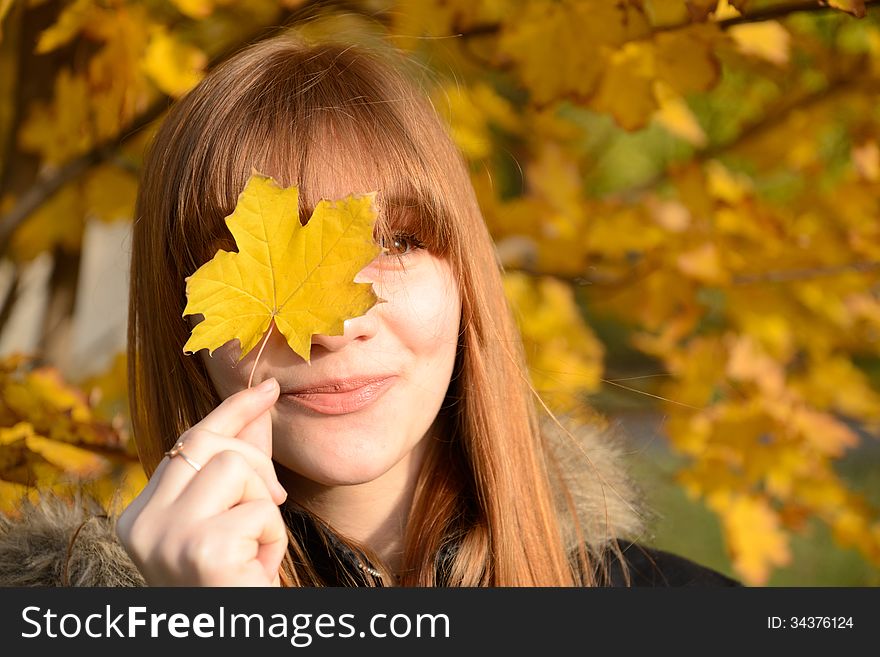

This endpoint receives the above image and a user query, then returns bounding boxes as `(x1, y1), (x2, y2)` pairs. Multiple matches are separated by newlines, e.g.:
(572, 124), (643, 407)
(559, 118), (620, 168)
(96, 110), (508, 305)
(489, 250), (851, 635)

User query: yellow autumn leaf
(22, 367), (93, 425)
(25, 434), (109, 478)
(171, 0), (216, 19)
(793, 354), (880, 420)
(0, 479), (36, 515)
(437, 82), (521, 161)
(852, 140), (879, 181)
(710, 491), (792, 585)
(86, 460), (147, 512)
(648, 196), (692, 232)
(18, 68), (91, 165)
(391, 0), (506, 50)
(34, 0), (95, 53)
(497, 0), (651, 105)
(503, 272), (604, 414)
(10, 183), (85, 261)
(652, 81), (707, 146)
(653, 26), (721, 95)
(79, 351), (130, 432)
(729, 21), (791, 66)
(787, 406), (859, 458)
(642, 0), (691, 27)
(725, 334), (785, 396)
(80, 5), (153, 140)
(706, 160), (752, 203)
(590, 42), (657, 131)
(713, 0), (743, 19)
(676, 242), (729, 284)
(183, 172), (382, 363)
(84, 164), (137, 222)
(141, 27), (207, 97)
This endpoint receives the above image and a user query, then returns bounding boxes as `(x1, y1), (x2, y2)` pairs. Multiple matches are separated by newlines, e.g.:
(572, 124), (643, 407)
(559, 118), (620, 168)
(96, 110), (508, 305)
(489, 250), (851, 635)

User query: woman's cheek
(200, 340), (247, 398)
(396, 268), (460, 352)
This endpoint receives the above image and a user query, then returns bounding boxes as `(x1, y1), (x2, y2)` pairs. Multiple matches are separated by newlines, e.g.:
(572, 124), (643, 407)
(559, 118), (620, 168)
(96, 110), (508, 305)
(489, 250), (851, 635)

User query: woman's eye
(381, 233), (423, 257)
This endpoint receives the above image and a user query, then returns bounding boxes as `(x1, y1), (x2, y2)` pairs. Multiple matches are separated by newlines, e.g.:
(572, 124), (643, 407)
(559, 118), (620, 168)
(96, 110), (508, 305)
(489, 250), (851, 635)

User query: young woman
(0, 30), (739, 588)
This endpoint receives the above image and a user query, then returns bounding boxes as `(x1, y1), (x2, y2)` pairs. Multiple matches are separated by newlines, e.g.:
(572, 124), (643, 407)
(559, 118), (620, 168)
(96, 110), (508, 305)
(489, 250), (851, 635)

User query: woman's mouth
(278, 376), (397, 415)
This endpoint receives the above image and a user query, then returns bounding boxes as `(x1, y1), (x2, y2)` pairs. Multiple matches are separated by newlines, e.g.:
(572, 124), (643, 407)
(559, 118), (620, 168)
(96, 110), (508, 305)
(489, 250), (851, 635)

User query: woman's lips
(278, 376), (396, 415)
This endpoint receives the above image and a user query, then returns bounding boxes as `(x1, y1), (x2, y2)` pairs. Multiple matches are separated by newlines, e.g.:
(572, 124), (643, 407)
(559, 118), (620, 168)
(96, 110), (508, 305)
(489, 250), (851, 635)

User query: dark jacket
(605, 540), (741, 586)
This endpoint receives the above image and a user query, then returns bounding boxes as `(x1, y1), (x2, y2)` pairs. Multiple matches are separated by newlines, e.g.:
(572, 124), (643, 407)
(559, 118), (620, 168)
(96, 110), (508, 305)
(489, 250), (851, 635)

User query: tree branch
(0, 2), (330, 256)
(505, 259), (880, 289)
(620, 72), (877, 201)
(718, 0), (878, 27)
(0, 115), (161, 253)
(454, 0), (879, 40)
(731, 260), (880, 285)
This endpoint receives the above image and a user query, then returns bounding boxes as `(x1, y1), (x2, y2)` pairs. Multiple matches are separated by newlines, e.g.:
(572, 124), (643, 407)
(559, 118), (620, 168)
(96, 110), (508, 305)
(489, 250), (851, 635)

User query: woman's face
(198, 223), (461, 489)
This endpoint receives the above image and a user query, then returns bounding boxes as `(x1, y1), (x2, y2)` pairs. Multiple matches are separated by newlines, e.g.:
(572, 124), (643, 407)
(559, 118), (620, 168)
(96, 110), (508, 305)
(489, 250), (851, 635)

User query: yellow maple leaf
(0, 479), (36, 515)
(183, 172), (382, 363)
(725, 334), (785, 396)
(84, 164), (137, 222)
(653, 26), (721, 95)
(497, 0), (651, 105)
(653, 81), (707, 147)
(25, 434), (109, 478)
(34, 0), (96, 54)
(729, 21), (791, 66)
(712, 0), (743, 19)
(590, 42), (657, 131)
(18, 68), (91, 166)
(710, 491), (792, 585)
(171, 0), (216, 19)
(852, 140), (879, 181)
(437, 82), (521, 161)
(141, 27), (207, 97)
(706, 160), (752, 203)
(676, 242), (729, 284)
(10, 183), (85, 262)
(503, 272), (604, 414)
(643, 0), (691, 26)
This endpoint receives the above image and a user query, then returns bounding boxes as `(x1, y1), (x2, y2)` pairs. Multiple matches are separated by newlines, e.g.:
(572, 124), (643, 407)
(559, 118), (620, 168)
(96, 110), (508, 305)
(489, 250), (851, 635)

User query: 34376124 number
(788, 616), (853, 630)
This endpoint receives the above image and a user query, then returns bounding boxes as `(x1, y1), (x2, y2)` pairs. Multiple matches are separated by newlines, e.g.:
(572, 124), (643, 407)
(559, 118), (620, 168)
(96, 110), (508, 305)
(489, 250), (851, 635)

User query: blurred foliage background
(0, 0), (879, 586)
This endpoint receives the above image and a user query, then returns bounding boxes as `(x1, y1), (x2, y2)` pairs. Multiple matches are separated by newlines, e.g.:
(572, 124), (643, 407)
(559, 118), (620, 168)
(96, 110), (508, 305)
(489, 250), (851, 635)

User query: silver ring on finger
(164, 440), (203, 472)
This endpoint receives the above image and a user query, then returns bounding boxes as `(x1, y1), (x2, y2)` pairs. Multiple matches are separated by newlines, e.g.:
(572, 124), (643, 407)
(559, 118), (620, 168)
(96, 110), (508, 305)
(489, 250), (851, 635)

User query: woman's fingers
(153, 430), (287, 505)
(120, 453), (287, 586)
(196, 501), (289, 585)
(117, 378), (288, 587)
(180, 449), (277, 516)
(236, 405), (274, 457)
(197, 377), (279, 448)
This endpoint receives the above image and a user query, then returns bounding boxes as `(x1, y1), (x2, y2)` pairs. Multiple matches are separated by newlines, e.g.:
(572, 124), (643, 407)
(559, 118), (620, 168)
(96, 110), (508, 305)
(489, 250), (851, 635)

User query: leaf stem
(247, 321), (275, 389)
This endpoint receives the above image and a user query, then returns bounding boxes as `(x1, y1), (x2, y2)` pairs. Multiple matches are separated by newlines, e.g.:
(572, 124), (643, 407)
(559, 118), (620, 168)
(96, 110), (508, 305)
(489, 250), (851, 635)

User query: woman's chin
(273, 442), (409, 488)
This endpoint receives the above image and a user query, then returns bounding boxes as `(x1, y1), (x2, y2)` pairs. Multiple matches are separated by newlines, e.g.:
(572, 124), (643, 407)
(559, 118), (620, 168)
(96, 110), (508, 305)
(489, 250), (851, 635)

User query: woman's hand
(116, 378), (288, 586)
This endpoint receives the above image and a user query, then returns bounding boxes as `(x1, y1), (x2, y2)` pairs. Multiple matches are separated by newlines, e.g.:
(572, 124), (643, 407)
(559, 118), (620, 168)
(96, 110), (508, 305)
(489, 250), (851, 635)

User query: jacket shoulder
(0, 495), (144, 587)
(604, 539), (742, 587)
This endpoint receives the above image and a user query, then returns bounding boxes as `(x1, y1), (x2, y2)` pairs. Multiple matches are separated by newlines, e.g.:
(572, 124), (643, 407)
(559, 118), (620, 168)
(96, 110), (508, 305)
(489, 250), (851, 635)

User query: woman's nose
(310, 305), (380, 352)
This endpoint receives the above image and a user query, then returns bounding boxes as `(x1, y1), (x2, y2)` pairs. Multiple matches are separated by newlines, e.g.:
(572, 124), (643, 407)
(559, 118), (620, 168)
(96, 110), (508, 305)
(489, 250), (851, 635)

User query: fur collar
(0, 495), (144, 587)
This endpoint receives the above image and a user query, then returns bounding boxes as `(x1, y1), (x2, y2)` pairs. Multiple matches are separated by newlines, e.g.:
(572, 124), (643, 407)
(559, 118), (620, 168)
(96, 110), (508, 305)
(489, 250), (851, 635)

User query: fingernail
(255, 377), (278, 393)
(274, 481), (288, 500)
